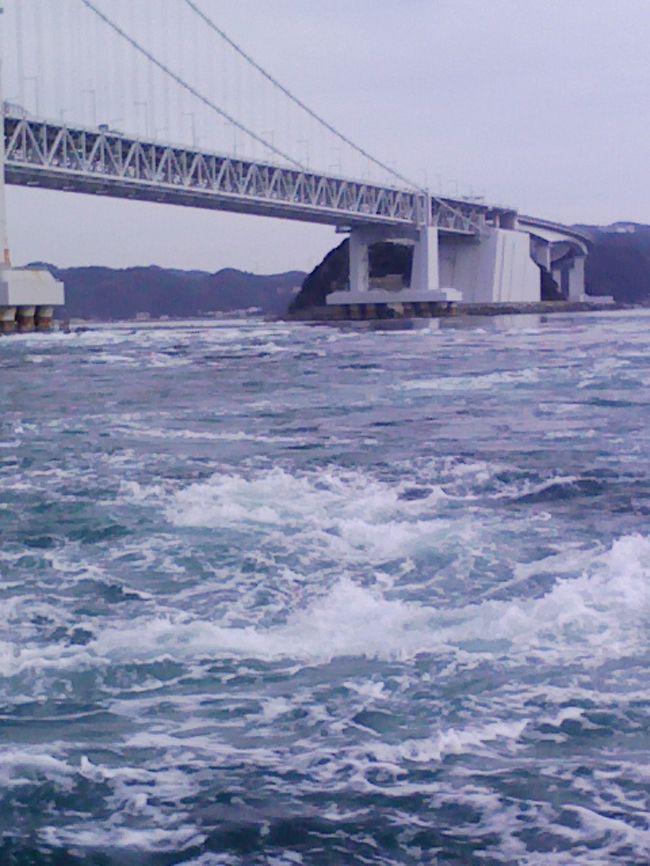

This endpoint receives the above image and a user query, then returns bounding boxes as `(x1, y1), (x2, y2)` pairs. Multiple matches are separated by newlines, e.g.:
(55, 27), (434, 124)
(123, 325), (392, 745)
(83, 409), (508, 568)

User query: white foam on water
(20, 533), (644, 673)
(116, 426), (295, 445)
(401, 366), (541, 392)
(435, 534), (650, 662)
(181, 855), (232, 866)
(261, 696), (293, 723)
(566, 805), (650, 855)
(0, 330), (71, 346)
(4, 315), (650, 865)
(118, 478), (170, 504)
(85, 579), (423, 665)
(0, 747), (75, 788)
(41, 824), (206, 853)
(490, 473), (580, 500)
(81, 352), (136, 365)
(0, 640), (101, 678)
(368, 719), (528, 765)
(19, 750), (209, 852)
(252, 340), (294, 354)
(162, 465), (450, 566)
(3, 532), (649, 679)
(545, 428), (598, 440)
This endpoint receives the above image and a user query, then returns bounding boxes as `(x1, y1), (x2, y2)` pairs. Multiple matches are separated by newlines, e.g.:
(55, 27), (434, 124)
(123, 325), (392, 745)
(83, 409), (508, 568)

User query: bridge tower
(0, 2), (64, 332)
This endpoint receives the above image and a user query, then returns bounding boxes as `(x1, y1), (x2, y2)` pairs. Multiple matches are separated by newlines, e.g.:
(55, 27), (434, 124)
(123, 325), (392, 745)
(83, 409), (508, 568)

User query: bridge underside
(4, 115), (497, 233)
(6, 163), (413, 229)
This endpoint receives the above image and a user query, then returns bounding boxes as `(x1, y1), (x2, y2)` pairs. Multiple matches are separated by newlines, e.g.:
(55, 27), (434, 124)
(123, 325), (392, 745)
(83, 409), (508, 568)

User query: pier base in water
(17, 305), (35, 333)
(0, 269), (64, 334)
(0, 303), (59, 334)
(35, 305), (54, 332)
(0, 305), (16, 333)
(288, 297), (621, 323)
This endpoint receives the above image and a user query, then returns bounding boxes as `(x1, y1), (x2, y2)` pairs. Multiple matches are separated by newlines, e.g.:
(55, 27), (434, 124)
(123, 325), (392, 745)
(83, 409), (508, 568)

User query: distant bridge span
(518, 215), (590, 253)
(517, 215), (590, 302)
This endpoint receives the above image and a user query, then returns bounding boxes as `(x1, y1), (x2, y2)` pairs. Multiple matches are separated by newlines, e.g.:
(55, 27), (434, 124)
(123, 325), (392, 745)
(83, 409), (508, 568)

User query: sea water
(1, 311), (649, 865)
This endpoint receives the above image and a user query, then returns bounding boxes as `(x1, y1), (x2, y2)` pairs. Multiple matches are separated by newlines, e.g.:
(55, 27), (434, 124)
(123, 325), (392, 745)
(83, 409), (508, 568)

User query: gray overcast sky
(5, 0), (650, 273)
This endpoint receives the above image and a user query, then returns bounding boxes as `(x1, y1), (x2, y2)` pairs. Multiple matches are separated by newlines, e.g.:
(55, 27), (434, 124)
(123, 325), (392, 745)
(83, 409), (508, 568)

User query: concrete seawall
(285, 299), (627, 323)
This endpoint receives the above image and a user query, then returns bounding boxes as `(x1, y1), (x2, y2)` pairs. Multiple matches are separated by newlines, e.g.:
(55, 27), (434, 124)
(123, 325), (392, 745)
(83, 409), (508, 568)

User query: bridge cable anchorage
(182, 0), (422, 191)
(79, 0), (307, 171)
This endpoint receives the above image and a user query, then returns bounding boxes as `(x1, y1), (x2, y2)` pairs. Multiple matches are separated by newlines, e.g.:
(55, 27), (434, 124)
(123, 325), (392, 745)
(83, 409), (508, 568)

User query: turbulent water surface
(1, 312), (650, 865)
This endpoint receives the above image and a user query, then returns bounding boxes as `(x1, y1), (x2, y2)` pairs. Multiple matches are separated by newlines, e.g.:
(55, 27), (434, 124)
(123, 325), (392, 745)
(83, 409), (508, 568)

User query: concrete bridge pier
(0, 271), (64, 333)
(330, 223), (459, 310)
(0, 305), (16, 333)
(16, 305), (35, 332)
(546, 245), (587, 302)
(348, 223), (442, 295)
(555, 252), (586, 302)
(567, 255), (586, 301)
(530, 237), (552, 273)
(348, 227), (373, 294)
(410, 225), (440, 293)
(328, 215), (595, 318)
(36, 305), (55, 331)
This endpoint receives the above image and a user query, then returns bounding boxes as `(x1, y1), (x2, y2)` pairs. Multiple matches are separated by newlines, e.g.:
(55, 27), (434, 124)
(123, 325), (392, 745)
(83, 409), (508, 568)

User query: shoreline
(285, 299), (632, 323)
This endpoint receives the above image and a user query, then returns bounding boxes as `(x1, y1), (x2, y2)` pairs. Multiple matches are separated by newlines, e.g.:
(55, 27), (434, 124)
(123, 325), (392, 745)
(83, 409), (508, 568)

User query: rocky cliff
(289, 240), (412, 313)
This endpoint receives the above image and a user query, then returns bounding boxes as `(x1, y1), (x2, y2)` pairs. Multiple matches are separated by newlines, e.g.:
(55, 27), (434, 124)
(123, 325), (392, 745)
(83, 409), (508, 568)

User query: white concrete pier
(328, 224), (461, 307)
(0, 262), (64, 335)
(327, 211), (592, 312)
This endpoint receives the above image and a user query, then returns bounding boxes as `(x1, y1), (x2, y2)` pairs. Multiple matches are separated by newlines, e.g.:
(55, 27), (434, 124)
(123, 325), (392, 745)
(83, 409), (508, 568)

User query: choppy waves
(2, 314), (650, 864)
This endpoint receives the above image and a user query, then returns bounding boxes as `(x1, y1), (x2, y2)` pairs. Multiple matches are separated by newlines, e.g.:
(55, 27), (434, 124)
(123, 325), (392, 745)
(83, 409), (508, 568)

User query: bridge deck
(4, 115), (496, 234)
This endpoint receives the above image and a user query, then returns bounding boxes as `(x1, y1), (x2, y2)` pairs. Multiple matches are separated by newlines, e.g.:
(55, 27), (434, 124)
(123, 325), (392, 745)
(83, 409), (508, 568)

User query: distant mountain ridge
(26, 264), (305, 320)
(576, 223), (650, 303)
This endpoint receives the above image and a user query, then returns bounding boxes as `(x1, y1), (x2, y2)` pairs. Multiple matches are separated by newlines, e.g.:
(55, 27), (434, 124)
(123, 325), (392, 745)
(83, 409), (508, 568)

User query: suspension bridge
(0, 0), (589, 330)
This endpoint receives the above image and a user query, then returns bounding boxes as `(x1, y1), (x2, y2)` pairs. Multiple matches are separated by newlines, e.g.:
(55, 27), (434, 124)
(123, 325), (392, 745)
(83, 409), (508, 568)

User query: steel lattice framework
(4, 114), (498, 233)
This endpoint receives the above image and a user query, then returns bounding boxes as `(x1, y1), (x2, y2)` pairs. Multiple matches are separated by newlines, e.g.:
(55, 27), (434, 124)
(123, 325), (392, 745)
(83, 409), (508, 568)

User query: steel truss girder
(4, 115), (495, 233)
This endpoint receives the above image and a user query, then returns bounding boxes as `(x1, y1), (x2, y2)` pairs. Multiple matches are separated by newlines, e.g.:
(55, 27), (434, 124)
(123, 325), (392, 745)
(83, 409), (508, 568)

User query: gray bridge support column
(0, 305), (16, 333)
(552, 250), (587, 301)
(567, 254), (586, 301)
(410, 226), (440, 292)
(348, 224), (441, 295)
(349, 228), (371, 294)
(328, 222), (458, 309)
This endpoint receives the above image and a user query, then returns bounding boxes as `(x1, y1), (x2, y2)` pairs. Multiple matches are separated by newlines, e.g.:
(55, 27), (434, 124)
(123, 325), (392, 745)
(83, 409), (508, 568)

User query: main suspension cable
(183, 0), (423, 191)
(80, 0), (307, 170)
